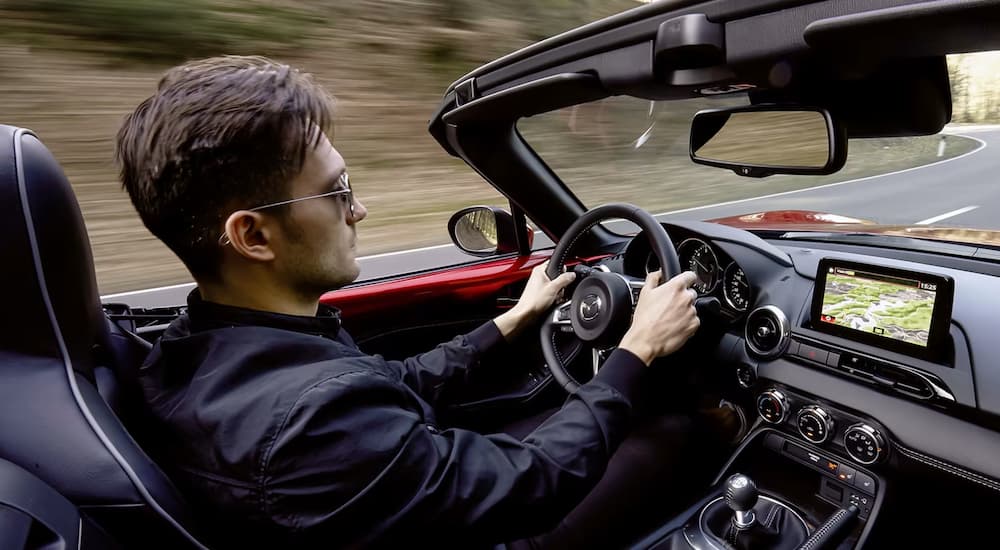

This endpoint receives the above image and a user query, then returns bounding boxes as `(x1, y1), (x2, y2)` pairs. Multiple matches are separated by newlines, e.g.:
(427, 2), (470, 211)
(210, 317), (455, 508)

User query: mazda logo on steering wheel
(580, 294), (602, 321)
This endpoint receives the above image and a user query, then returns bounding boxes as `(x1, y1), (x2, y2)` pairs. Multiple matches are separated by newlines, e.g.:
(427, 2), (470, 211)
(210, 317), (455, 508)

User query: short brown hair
(117, 55), (335, 279)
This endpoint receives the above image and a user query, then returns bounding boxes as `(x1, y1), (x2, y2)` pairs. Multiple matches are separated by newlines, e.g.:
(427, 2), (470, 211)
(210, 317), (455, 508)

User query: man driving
(118, 56), (703, 549)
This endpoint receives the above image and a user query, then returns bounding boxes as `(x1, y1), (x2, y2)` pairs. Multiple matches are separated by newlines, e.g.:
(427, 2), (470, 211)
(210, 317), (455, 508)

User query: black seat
(0, 125), (208, 549)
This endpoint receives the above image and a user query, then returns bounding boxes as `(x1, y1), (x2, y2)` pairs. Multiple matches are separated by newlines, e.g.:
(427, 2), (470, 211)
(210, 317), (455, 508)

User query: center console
(631, 254), (1000, 549)
(754, 385), (882, 520)
(633, 421), (882, 549)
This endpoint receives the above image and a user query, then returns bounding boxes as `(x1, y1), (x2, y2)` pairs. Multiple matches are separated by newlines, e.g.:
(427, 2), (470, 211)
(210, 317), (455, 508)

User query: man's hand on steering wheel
(619, 270), (701, 366)
(495, 261), (577, 341)
(539, 203), (698, 393)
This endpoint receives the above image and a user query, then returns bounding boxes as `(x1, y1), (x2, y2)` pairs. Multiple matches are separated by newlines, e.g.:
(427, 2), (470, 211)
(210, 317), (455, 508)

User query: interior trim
(894, 444), (1000, 494)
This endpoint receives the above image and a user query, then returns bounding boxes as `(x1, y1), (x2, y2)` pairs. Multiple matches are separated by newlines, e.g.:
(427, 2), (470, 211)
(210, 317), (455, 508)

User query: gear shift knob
(725, 473), (758, 528)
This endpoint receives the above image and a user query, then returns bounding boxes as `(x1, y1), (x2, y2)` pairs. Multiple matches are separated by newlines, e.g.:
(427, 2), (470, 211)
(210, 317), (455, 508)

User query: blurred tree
(4, 0), (317, 62)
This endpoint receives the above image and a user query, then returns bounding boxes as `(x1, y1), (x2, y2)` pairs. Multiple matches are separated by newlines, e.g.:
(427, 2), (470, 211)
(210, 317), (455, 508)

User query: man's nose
(349, 196), (368, 224)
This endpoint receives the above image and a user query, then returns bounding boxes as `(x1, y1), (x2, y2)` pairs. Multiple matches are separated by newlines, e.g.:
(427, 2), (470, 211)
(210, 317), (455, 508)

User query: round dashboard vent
(745, 305), (790, 358)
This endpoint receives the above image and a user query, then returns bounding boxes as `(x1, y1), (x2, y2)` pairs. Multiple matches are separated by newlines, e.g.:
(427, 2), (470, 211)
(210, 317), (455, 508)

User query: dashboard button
(826, 352), (841, 367)
(787, 340), (800, 356)
(799, 344), (829, 364)
(836, 464), (856, 484)
(854, 471), (877, 494)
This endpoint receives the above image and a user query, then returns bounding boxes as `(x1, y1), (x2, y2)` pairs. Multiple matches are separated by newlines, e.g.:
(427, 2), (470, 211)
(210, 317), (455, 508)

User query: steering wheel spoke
(621, 274), (646, 307)
(551, 300), (574, 328)
(592, 346), (616, 376)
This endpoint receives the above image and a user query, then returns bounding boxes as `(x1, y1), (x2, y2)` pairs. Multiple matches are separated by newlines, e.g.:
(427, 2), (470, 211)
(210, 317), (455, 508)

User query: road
(102, 127), (1000, 309)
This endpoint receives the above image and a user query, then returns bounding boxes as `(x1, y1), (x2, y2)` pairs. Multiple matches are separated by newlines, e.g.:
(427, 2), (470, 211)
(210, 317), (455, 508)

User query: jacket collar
(185, 289), (342, 338)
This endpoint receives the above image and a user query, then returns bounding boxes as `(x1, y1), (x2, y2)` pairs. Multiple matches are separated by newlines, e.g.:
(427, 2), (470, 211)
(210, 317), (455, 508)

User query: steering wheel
(541, 203), (681, 393)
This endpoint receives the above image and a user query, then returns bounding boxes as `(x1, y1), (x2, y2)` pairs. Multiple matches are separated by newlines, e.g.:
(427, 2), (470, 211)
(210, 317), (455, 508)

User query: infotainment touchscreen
(811, 259), (954, 362)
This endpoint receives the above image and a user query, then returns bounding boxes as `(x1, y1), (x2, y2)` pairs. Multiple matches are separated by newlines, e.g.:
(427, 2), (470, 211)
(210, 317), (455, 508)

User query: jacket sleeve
(261, 349), (646, 547)
(382, 321), (505, 404)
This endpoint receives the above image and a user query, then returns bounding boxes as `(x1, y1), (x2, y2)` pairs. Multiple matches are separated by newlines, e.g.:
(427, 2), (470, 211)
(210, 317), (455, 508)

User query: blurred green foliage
(5, 0), (319, 62)
(3, 0), (640, 66)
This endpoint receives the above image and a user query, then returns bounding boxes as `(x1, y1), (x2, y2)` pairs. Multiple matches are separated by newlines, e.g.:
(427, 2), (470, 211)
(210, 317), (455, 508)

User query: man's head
(117, 56), (366, 304)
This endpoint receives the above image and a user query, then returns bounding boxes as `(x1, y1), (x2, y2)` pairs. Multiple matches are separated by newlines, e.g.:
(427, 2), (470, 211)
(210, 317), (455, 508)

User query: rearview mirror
(689, 106), (846, 177)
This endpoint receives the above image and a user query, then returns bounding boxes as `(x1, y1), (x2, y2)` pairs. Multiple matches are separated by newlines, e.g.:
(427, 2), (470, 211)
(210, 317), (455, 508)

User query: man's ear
(222, 211), (276, 262)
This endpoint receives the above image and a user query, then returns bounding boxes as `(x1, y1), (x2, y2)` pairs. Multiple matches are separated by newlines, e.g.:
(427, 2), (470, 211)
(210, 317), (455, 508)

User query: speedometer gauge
(724, 263), (751, 311)
(678, 239), (718, 294)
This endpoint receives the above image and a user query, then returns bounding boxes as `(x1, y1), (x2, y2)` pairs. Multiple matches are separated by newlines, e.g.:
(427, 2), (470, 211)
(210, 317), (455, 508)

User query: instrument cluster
(635, 235), (752, 315)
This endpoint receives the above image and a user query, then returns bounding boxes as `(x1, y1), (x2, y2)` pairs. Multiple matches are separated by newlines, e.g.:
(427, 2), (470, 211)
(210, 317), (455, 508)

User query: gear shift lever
(724, 473), (759, 529)
(692, 473), (808, 550)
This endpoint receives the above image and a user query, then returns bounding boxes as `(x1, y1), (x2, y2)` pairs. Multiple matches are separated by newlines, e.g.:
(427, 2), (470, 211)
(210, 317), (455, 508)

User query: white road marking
(356, 242), (455, 260)
(102, 281), (196, 300)
(102, 132), (992, 302)
(914, 205), (980, 225)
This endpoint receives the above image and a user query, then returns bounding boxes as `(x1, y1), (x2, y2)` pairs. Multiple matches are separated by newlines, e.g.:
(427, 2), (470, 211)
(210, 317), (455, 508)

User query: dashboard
(613, 219), (1000, 505)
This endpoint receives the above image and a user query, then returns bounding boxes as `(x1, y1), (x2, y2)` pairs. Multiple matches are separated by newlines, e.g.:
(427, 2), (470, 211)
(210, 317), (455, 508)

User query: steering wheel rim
(541, 203), (681, 393)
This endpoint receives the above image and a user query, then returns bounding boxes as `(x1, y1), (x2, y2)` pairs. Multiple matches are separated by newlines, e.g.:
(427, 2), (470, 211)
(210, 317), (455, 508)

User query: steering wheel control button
(796, 405), (834, 444)
(745, 306), (790, 358)
(844, 424), (885, 465)
(556, 305), (571, 322)
(756, 389), (788, 424)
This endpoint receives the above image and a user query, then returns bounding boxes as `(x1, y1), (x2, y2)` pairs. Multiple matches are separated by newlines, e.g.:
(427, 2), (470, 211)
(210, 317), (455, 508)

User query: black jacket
(139, 291), (646, 548)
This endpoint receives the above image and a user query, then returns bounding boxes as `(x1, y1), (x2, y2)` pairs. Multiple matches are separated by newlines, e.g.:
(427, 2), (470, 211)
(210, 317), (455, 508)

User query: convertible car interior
(2, 0), (1000, 548)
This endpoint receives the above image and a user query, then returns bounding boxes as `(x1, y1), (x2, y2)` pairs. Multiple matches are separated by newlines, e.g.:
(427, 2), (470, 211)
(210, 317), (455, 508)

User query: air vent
(875, 364), (935, 399)
(745, 305), (790, 358)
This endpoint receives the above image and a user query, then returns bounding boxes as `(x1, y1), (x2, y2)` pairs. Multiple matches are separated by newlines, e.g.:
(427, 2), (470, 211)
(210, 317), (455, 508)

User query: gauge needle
(694, 259), (710, 272)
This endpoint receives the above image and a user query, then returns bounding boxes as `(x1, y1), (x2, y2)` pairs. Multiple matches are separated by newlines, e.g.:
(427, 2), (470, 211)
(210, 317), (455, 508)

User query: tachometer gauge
(678, 239), (718, 294)
(724, 263), (751, 312)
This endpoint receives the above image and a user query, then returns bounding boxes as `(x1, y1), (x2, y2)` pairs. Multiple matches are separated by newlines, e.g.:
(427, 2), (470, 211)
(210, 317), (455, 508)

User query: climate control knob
(756, 389), (789, 424)
(844, 424), (886, 465)
(797, 406), (834, 444)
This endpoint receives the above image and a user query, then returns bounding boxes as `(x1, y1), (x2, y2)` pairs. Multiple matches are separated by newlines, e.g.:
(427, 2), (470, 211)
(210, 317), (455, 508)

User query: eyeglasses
(218, 172), (354, 246)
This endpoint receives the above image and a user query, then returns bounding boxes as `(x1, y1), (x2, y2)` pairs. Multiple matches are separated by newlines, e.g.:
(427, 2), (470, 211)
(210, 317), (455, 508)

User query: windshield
(517, 51), (1000, 239)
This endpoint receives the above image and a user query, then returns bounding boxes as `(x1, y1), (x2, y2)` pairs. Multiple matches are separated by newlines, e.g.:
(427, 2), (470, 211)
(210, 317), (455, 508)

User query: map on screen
(818, 267), (936, 347)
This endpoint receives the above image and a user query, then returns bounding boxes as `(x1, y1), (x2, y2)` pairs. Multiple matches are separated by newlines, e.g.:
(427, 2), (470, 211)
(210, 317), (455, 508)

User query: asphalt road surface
(103, 127), (1000, 309)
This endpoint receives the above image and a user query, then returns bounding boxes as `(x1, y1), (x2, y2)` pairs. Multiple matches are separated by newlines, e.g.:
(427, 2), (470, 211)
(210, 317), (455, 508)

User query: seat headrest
(0, 125), (105, 376)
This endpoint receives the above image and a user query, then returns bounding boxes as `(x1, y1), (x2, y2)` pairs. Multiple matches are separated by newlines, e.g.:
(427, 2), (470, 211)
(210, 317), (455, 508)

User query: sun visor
(749, 57), (952, 138)
(804, 0), (1000, 59)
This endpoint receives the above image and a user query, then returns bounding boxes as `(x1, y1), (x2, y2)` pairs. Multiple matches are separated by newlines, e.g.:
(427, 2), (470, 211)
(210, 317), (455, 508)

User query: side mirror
(448, 206), (532, 257)
(689, 105), (846, 177)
